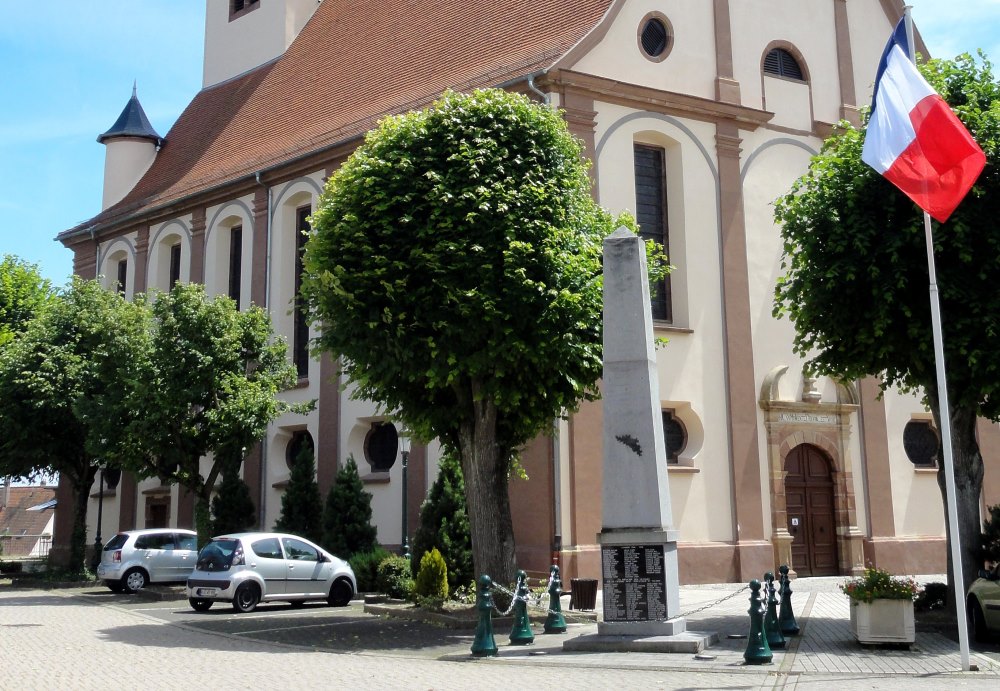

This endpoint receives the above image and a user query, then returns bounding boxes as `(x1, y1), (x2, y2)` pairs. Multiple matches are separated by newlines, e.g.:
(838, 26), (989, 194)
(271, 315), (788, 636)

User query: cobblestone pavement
(1, 576), (999, 690)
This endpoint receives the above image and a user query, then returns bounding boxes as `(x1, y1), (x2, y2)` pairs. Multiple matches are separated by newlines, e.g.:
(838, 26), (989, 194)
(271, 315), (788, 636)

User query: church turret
(97, 84), (162, 210)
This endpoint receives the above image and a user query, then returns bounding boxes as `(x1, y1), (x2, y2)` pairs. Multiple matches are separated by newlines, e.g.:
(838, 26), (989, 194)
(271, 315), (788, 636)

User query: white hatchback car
(186, 532), (357, 613)
(97, 529), (199, 593)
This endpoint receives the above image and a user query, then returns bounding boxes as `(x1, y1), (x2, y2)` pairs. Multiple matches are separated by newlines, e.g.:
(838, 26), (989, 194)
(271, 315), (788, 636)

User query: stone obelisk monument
(597, 227), (684, 636)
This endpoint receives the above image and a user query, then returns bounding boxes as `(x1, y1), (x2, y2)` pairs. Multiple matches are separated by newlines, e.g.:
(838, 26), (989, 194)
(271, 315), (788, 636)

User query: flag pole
(904, 5), (971, 672)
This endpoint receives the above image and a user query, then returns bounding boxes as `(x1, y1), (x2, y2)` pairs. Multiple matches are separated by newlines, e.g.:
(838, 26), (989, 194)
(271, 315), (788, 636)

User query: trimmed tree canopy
(302, 88), (662, 582)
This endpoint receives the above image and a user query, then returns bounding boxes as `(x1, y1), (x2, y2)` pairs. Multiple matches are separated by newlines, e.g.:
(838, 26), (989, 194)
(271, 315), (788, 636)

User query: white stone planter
(849, 598), (915, 645)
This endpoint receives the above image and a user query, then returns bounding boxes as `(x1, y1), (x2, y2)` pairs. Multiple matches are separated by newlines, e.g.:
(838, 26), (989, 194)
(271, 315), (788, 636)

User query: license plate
(197, 588), (218, 597)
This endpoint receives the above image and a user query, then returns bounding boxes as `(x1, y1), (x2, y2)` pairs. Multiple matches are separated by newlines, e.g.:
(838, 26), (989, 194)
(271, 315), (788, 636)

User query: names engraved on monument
(601, 544), (667, 622)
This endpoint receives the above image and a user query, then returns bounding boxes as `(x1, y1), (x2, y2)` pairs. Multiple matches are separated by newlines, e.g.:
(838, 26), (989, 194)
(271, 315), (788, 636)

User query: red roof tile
(62, 0), (613, 238)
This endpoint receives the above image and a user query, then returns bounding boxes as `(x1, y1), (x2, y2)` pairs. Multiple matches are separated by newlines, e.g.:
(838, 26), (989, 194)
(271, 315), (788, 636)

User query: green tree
(114, 283), (307, 546)
(274, 442), (323, 544)
(322, 454), (378, 557)
(410, 452), (473, 593)
(0, 278), (146, 571)
(211, 455), (258, 536)
(302, 88), (665, 583)
(0, 254), (53, 347)
(774, 52), (1000, 604)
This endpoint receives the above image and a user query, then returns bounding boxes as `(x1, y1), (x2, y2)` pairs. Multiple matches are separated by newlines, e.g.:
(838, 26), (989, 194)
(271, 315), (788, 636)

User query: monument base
(563, 629), (718, 654)
(598, 617), (687, 636)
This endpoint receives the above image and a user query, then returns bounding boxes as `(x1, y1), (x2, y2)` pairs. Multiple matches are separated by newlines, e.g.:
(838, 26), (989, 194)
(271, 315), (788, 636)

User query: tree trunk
(931, 399), (984, 613)
(195, 491), (213, 549)
(70, 464), (98, 573)
(456, 392), (517, 586)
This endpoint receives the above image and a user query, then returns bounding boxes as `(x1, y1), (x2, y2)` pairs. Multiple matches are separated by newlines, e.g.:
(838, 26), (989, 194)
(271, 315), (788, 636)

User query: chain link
(490, 582), (521, 616)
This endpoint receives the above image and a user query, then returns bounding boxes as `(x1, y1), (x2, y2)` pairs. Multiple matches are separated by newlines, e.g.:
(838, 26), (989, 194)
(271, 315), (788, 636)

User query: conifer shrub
(322, 454), (378, 557)
(210, 463), (257, 536)
(376, 554), (414, 599)
(977, 504), (1000, 567)
(414, 547), (449, 605)
(273, 442), (323, 544)
(410, 452), (473, 594)
(348, 547), (392, 592)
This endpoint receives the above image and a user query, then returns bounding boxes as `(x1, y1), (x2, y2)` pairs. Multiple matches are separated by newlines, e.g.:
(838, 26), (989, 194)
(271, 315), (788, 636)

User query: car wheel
(189, 598), (213, 612)
(328, 578), (353, 607)
(969, 597), (990, 643)
(232, 583), (261, 613)
(121, 568), (148, 594)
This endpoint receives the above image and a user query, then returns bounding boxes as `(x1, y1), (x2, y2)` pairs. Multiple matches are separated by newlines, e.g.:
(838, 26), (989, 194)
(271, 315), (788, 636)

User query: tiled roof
(61, 0), (614, 238)
(0, 486), (55, 557)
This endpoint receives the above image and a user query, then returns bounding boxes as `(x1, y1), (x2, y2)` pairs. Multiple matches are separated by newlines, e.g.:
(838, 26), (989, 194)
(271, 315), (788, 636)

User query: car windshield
(196, 539), (239, 571)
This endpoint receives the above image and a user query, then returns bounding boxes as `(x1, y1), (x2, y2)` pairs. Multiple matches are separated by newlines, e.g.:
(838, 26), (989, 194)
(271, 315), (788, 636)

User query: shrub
(349, 547), (391, 593)
(414, 548), (449, 603)
(211, 462), (257, 536)
(322, 455), (378, 558)
(273, 442), (323, 544)
(409, 452), (473, 594)
(376, 554), (414, 599)
(976, 503), (1000, 566)
(840, 566), (921, 603)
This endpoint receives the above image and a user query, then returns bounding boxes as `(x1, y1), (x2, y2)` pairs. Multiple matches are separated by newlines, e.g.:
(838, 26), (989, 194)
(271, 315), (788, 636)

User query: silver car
(97, 529), (198, 593)
(185, 532), (357, 613)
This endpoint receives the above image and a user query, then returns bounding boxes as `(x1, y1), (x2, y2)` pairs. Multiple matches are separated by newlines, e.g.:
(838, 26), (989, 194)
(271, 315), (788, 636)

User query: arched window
(764, 48), (804, 81)
(364, 422), (398, 472)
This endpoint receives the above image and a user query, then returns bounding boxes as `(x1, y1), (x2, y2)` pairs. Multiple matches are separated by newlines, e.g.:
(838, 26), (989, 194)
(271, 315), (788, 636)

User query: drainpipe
(526, 74), (551, 106)
(254, 170), (272, 527)
(90, 228), (101, 282)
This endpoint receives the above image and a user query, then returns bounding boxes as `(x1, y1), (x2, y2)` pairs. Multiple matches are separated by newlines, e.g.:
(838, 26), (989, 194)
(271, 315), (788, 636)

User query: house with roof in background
(51, 0), (1000, 583)
(0, 484), (56, 563)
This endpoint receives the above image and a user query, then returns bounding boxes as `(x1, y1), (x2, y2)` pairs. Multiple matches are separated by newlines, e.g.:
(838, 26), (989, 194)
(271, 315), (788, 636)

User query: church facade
(53, 0), (1000, 583)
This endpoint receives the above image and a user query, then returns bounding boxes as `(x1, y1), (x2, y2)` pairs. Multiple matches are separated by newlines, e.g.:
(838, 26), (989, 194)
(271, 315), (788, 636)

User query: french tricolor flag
(861, 19), (985, 222)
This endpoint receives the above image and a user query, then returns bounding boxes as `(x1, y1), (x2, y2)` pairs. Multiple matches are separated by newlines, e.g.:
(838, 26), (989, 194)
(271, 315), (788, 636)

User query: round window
(639, 15), (671, 61)
(365, 422), (398, 472)
(285, 430), (314, 469)
(903, 420), (938, 467)
(661, 410), (687, 463)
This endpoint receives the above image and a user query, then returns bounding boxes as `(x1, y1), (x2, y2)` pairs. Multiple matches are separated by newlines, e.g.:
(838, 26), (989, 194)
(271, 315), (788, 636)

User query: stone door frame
(759, 366), (866, 577)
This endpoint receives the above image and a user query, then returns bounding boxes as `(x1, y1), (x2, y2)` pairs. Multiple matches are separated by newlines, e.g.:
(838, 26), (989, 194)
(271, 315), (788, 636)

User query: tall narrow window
(228, 225), (243, 306)
(168, 243), (182, 290)
(634, 144), (671, 322)
(116, 259), (128, 296)
(293, 206), (311, 378)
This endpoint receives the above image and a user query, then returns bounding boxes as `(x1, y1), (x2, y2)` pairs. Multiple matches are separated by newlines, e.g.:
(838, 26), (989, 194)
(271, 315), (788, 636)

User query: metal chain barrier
(490, 582), (521, 616)
(676, 584), (750, 619)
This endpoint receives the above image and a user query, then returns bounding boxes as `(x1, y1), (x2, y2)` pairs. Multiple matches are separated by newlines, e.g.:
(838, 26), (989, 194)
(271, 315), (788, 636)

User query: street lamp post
(399, 428), (411, 560)
(90, 468), (105, 572)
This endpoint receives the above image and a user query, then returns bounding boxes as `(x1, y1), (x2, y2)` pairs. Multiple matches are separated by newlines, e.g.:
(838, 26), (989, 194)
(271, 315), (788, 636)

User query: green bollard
(743, 579), (772, 665)
(777, 565), (800, 635)
(544, 564), (567, 634)
(763, 572), (786, 650)
(508, 570), (535, 645)
(471, 574), (498, 657)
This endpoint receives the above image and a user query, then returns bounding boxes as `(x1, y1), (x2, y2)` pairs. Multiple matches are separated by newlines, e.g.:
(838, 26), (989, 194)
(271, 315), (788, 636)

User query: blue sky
(1, 1), (997, 286)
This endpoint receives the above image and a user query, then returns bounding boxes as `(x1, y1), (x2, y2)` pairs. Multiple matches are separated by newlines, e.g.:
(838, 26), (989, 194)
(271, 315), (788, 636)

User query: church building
(54, 0), (1000, 583)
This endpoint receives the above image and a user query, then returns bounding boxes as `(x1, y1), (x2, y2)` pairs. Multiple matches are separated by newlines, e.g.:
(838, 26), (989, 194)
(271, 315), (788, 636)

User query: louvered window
(293, 206), (311, 378)
(764, 48), (804, 80)
(228, 225), (242, 306)
(641, 18), (669, 58)
(634, 144), (671, 322)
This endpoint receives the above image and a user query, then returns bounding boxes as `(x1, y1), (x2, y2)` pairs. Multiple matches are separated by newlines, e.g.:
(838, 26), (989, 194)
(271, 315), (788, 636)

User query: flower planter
(849, 598), (915, 645)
